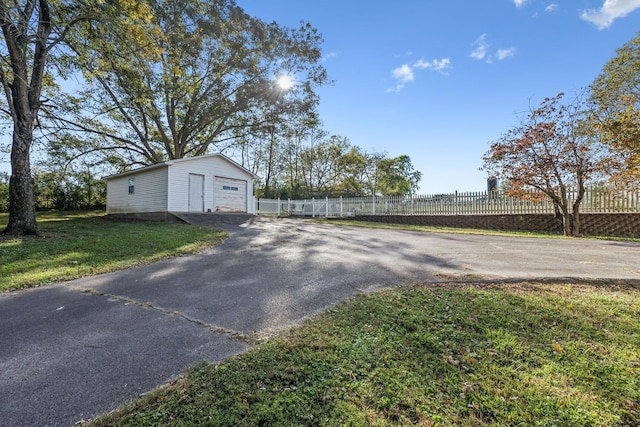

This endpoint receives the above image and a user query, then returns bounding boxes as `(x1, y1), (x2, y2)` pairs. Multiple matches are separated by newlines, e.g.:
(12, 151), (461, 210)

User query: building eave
(103, 153), (260, 180)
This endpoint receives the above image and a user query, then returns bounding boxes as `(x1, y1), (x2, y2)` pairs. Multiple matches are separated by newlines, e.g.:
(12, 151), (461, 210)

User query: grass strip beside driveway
(89, 281), (640, 427)
(0, 211), (227, 292)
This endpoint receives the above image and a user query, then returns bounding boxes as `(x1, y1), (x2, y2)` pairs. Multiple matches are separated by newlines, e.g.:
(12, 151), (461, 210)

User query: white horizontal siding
(167, 156), (255, 213)
(106, 167), (168, 214)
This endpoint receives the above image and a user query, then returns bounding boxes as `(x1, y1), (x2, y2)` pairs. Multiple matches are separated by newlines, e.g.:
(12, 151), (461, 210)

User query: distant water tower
(487, 176), (498, 198)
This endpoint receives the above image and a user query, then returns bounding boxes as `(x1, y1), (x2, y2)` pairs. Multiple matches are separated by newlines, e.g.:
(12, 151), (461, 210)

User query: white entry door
(188, 174), (204, 212)
(214, 176), (247, 212)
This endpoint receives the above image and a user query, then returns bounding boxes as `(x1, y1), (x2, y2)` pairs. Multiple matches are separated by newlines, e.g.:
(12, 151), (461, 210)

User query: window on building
(128, 178), (135, 194)
(222, 185), (239, 191)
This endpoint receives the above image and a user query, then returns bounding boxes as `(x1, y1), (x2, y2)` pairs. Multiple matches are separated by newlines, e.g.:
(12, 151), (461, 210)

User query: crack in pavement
(64, 284), (258, 344)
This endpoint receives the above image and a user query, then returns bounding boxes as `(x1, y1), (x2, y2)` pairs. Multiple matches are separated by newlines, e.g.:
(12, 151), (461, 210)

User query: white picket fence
(255, 188), (640, 217)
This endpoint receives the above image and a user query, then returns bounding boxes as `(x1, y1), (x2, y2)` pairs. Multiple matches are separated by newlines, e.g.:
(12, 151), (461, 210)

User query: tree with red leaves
(482, 93), (599, 236)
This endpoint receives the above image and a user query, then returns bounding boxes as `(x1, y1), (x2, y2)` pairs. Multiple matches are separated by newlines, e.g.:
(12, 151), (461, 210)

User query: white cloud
(470, 34), (489, 61)
(414, 57), (452, 72)
(470, 34), (516, 63)
(413, 59), (431, 69)
(545, 3), (559, 13)
(496, 48), (517, 60)
(513, 0), (530, 8)
(322, 52), (338, 62)
(392, 64), (415, 83)
(433, 58), (452, 71)
(580, 0), (640, 30)
(386, 64), (414, 93)
(387, 57), (451, 93)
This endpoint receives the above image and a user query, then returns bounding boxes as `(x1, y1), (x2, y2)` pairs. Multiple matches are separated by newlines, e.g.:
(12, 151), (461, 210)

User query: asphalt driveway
(1, 217), (639, 426)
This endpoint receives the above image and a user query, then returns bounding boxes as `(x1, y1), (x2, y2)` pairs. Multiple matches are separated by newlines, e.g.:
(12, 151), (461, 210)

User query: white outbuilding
(105, 154), (258, 216)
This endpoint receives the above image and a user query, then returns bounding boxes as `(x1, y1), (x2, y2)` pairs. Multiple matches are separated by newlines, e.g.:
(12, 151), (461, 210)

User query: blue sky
(1, 1), (638, 194)
(238, 0), (640, 194)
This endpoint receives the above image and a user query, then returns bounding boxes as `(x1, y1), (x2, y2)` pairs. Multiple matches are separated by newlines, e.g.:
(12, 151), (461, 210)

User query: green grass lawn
(0, 211), (227, 292)
(89, 282), (640, 427)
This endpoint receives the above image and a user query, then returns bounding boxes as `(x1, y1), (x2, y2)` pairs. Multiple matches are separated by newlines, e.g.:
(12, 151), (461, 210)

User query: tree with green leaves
(333, 145), (370, 196)
(0, 0), (155, 235)
(249, 127), (422, 199)
(33, 142), (108, 210)
(482, 93), (598, 236)
(299, 134), (353, 196)
(234, 110), (330, 199)
(376, 155), (422, 196)
(589, 32), (640, 186)
(50, 0), (327, 169)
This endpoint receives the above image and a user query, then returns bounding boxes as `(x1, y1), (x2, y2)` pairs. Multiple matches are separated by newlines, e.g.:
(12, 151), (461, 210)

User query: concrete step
(171, 212), (255, 229)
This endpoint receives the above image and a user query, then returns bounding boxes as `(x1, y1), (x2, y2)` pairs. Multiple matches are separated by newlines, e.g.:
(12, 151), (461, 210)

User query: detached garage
(105, 154), (258, 215)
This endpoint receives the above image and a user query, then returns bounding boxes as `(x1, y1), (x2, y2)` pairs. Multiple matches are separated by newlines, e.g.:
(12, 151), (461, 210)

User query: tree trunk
(4, 116), (38, 235)
(0, 0), (51, 236)
(563, 213), (573, 237)
(558, 205), (572, 237)
(572, 211), (580, 237)
(571, 184), (585, 237)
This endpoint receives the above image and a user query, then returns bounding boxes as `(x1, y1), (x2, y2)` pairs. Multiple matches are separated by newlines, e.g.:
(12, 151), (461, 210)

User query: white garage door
(214, 176), (247, 212)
